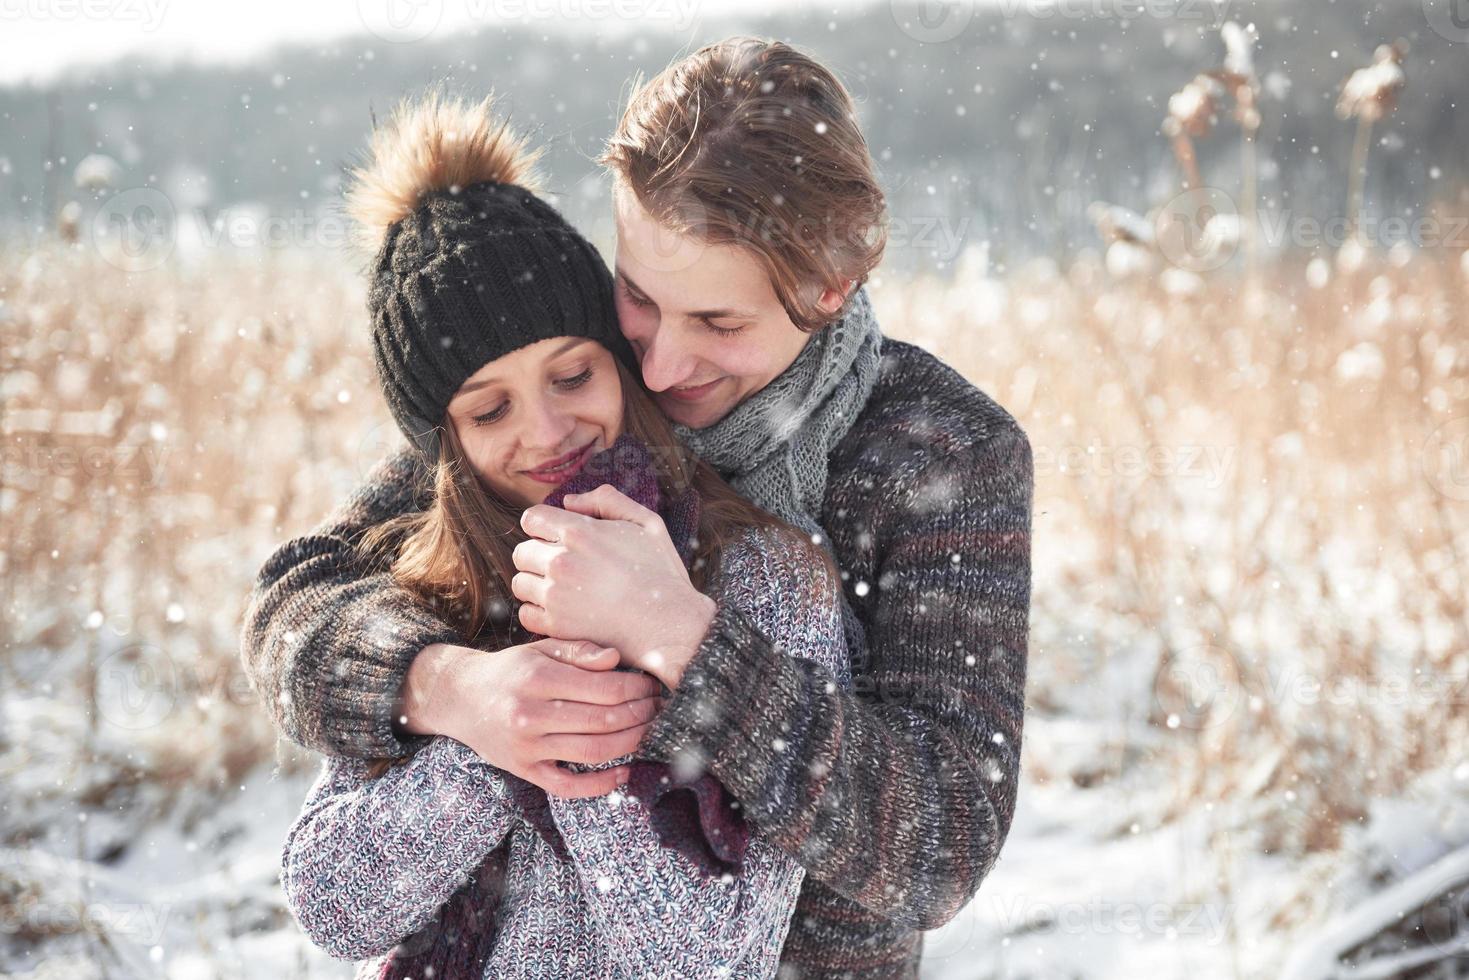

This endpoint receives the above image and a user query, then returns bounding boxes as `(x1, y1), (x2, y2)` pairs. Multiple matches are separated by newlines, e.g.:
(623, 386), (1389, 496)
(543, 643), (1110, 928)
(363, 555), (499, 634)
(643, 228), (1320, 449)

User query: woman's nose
(522, 396), (576, 450)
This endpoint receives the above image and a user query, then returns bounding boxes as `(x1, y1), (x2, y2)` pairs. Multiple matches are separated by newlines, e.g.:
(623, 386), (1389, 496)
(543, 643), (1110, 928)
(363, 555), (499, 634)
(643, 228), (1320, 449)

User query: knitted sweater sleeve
(279, 736), (515, 960)
(639, 419), (1034, 931)
(240, 441), (462, 759)
(549, 527), (848, 977)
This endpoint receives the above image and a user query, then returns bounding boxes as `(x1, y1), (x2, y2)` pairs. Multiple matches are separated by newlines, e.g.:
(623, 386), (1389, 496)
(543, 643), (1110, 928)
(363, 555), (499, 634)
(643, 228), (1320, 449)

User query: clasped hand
(511, 484), (716, 692)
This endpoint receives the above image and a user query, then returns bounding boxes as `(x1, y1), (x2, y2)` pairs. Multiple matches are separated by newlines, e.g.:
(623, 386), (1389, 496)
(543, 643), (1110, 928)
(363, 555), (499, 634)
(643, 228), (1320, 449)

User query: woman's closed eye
(470, 368), (595, 426)
(472, 402), (509, 426)
(557, 367), (594, 391)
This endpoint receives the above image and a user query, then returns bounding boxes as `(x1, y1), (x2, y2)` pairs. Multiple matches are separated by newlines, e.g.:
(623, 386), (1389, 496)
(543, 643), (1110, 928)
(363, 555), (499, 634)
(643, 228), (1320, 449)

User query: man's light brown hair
(601, 37), (888, 332)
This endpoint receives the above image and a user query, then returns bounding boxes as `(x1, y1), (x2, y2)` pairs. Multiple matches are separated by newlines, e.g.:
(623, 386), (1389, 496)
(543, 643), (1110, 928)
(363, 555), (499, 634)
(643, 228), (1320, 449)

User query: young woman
(244, 37), (1034, 979)
(276, 92), (848, 979)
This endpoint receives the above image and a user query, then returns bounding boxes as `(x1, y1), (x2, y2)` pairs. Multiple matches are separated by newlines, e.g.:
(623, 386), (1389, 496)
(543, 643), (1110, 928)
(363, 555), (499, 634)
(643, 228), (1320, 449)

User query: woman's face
(611, 184), (845, 430)
(445, 337), (623, 508)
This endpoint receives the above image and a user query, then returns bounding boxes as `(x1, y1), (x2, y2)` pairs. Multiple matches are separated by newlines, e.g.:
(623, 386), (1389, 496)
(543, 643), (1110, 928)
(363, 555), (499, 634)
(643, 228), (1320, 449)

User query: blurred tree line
(0, 0), (1464, 270)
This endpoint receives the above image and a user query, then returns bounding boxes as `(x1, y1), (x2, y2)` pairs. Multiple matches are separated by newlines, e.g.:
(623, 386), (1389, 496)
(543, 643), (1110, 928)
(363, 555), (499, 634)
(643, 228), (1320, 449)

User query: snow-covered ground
(6, 674), (1468, 980)
(927, 735), (1469, 979)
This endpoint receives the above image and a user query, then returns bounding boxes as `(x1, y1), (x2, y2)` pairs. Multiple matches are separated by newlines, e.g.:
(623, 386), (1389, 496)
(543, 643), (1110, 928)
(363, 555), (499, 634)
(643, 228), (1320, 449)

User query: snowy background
(3, 1), (1469, 977)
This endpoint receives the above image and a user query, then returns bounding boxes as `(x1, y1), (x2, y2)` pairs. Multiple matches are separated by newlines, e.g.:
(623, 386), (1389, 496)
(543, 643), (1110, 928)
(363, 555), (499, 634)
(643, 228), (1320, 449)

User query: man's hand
(397, 637), (662, 798)
(511, 484), (717, 690)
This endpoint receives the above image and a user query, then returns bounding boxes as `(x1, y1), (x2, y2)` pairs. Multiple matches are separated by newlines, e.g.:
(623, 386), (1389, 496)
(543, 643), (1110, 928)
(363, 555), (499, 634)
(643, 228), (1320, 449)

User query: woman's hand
(398, 637), (663, 798)
(512, 484), (717, 690)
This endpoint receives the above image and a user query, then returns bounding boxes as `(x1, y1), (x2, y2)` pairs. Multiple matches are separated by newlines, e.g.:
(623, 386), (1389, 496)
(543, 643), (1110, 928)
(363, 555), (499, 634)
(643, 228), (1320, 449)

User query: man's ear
(816, 279), (855, 315)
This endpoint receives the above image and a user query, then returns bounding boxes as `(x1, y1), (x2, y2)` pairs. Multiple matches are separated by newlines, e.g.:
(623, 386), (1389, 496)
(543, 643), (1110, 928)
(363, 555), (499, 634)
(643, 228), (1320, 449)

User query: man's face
(611, 184), (839, 430)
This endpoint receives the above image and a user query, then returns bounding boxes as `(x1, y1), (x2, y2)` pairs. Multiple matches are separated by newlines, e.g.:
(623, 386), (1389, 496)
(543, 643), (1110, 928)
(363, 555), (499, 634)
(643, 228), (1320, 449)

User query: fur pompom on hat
(344, 89), (637, 458)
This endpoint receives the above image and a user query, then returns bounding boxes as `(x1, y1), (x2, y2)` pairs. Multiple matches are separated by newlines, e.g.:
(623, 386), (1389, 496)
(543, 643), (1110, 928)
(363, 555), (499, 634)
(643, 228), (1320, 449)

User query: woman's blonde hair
(600, 37), (887, 332)
(355, 354), (836, 778)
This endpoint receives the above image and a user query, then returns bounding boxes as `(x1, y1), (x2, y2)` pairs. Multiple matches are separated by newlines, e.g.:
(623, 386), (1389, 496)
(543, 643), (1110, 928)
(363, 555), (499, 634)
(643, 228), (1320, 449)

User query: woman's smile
(522, 440), (599, 484)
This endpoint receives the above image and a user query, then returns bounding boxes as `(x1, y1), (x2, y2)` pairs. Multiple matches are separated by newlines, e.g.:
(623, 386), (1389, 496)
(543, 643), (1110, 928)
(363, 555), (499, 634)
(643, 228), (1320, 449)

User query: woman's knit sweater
(242, 337), (1035, 978)
(281, 524), (850, 979)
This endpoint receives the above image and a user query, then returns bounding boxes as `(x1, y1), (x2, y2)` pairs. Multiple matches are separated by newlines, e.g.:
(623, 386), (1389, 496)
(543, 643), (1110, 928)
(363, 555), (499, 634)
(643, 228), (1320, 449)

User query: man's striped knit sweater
(241, 337), (1034, 978)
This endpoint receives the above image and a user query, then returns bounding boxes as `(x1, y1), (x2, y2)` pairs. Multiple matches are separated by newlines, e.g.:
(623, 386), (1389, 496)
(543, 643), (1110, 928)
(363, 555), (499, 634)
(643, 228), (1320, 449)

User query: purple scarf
(379, 433), (749, 980)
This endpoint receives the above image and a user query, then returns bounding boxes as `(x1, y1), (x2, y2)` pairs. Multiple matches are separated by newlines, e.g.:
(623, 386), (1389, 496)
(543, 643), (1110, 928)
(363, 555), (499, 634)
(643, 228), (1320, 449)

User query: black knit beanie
(368, 181), (638, 459)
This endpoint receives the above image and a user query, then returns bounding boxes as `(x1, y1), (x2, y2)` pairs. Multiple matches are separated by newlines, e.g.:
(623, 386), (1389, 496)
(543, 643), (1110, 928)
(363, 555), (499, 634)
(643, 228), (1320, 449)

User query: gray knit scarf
(672, 285), (883, 538)
(672, 286), (884, 659)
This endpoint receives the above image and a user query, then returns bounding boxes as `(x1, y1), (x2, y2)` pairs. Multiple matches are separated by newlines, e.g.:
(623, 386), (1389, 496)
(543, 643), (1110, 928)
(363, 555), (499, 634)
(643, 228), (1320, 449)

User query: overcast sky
(0, 0), (826, 85)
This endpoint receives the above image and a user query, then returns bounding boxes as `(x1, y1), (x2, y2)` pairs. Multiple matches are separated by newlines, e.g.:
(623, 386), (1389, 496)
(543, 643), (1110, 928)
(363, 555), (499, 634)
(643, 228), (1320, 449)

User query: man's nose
(637, 328), (695, 393)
